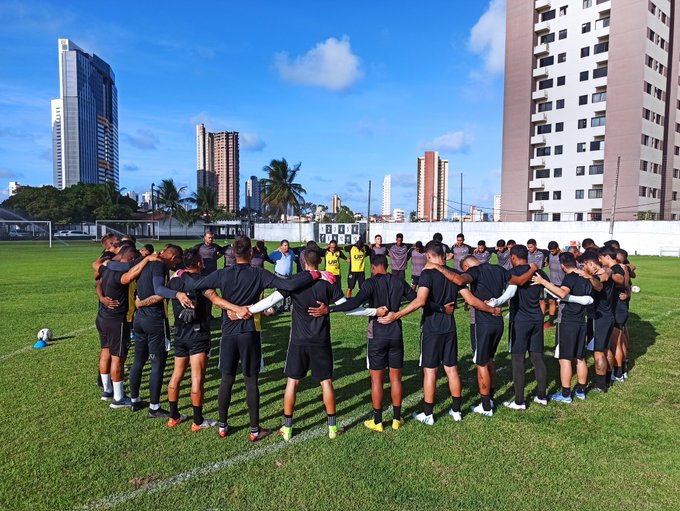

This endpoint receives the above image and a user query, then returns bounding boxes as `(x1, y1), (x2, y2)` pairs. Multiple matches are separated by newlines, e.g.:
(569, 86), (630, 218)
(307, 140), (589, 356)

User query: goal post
(0, 220), (52, 247)
(95, 220), (160, 241)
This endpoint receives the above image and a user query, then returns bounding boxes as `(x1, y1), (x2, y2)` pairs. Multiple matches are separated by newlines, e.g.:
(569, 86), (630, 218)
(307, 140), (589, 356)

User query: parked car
(55, 230), (93, 239)
(8, 230), (29, 239)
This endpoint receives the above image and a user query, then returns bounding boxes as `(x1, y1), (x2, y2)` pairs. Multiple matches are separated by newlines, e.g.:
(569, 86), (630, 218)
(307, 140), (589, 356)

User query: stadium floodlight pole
(609, 156), (621, 237)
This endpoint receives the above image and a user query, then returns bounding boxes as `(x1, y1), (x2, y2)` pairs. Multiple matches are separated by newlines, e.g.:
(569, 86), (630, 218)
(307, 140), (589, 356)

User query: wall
(255, 221), (680, 256)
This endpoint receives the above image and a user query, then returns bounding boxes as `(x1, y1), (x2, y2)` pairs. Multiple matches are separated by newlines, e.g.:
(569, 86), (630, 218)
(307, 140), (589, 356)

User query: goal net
(0, 220), (53, 247)
(95, 220), (160, 241)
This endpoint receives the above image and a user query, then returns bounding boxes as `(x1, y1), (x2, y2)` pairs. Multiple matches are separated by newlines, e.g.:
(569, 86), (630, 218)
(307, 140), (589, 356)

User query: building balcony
(533, 67), (549, 78)
(595, 25), (610, 39)
(528, 201), (545, 211)
(529, 157), (546, 167)
(597, 0), (610, 13)
(590, 173), (604, 185)
(531, 112), (548, 123)
(532, 89), (548, 101)
(591, 75), (607, 88)
(530, 135), (547, 145)
(591, 125), (606, 138)
(534, 21), (550, 34)
(534, 43), (550, 56)
(529, 179), (546, 189)
(595, 53), (608, 64)
(535, 0), (551, 11)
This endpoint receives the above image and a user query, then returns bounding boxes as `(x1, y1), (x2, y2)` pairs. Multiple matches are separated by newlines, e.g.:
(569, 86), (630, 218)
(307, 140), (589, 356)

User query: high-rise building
(382, 175), (392, 217)
(52, 39), (118, 190)
(502, 0), (680, 222)
(8, 181), (20, 197)
(245, 175), (262, 213)
(331, 194), (342, 214)
(416, 151), (449, 221)
(493, 194), (502, 221)
(393, 208), (405, 222)
(196, 124), (239, 212)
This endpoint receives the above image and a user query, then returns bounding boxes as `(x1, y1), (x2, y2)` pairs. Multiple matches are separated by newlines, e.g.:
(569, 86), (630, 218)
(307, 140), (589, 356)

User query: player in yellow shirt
(344, 239), (369, 298)
(322, 239), (348, 295)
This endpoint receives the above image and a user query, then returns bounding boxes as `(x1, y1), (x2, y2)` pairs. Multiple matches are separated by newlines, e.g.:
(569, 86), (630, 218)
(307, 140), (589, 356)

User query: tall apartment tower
(502, 0), (680, 221)
(245, 175), (262, 213)
(331, 194), (342, 214)
(52, 39), (118, 190)
(417, 151), (449, 221)
(382, 175), (392, 217)
(196, 124), (239, 212)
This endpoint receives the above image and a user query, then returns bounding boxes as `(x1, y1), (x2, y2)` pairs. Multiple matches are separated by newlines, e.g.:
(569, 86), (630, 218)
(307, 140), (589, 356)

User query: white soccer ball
(37, 328), (53, 341)
(631, 285), (640, 294)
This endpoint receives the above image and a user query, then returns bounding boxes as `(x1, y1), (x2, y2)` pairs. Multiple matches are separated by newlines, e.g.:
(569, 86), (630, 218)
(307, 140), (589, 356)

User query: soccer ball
(631, 285), (640, 294)
(37, 328), (53, 342)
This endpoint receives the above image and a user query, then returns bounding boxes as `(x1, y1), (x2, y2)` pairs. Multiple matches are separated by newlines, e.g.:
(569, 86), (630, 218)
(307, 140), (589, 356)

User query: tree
(335, 205), (355, 223)
(187, 186), (221, 224)
(155, 179), (189, 236)
(175, 206), (198, 236)
(409, 210), (418, 223)
(260, 158), (306, 223)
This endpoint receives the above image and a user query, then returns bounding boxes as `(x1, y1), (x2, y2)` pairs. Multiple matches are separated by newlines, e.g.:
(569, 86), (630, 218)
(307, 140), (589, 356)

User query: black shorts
(219, 332), (262, 376)
(420, 330), (458, 368)
(330, 276), (343, 294)
(133, 315), (170, 355)
(508, 321), (544, 354)
(96, 316), (130, 358)
(347, 271), (365, 290)
(174, 337), (211, 358)
(555, 321), (586, 360)
(392, 269), (406, 281)
(411, 275), (420, 286)
(367, 337), (404, 370)
(285, 343), (333, 381)
(614, 300), (629, 329)
(470, 322), (503, 366)
(592, 314), (614, 353)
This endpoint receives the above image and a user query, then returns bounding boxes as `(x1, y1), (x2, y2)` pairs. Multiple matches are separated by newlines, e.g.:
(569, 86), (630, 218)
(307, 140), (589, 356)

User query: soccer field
(1, 241), (679, 511)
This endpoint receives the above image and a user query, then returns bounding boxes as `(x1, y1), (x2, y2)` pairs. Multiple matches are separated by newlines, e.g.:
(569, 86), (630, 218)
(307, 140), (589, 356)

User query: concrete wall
(255, 221), (680, 256)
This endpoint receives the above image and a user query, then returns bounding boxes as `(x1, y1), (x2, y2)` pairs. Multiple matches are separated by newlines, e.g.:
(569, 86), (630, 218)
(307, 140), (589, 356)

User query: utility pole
(366, 180), (372, 242)
(609, 156), (621, 237)
(459, 172), (463, 234)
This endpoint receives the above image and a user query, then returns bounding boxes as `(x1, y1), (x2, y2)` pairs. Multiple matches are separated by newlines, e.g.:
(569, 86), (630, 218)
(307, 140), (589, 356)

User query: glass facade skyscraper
(52, 39), (118, 190)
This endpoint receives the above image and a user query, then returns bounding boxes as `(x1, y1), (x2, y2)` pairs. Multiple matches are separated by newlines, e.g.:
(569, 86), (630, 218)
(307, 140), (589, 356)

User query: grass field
(1, 240), (679, 511)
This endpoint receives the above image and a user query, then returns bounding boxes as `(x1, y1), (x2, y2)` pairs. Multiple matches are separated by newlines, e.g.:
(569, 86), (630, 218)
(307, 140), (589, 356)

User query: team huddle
(92, 230), (636, 441)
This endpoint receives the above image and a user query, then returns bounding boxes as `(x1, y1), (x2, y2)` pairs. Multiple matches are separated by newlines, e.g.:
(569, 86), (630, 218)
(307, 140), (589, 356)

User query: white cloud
(124, 129), (159, 150)
(240, 132), (266, 151)
(468, 0), (506, 77)
(421, 131), (473, 153)
(275, 36), (362, 91)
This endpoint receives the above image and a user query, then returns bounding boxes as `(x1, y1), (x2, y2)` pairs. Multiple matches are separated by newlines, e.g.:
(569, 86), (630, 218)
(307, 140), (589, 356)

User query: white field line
(0, 325), (96, 363)
(80, 391), (423, 510)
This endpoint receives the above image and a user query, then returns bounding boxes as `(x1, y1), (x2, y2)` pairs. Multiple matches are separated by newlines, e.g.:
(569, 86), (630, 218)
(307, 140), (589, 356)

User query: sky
(0, 0), (507, 217)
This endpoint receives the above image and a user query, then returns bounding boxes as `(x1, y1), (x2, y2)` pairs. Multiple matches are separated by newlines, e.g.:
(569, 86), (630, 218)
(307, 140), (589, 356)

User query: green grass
(1, 240), (679, 510)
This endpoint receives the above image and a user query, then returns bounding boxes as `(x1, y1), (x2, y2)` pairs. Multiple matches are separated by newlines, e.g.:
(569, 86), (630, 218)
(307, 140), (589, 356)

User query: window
(542, 9), (556, 21)
(537, 147), (551, 156)
(674, 169), (679, 178)
(644, 81), (652, 94)
(552, 213), (561, 222)
(649, 1), (656, 15)
(593, 66), (608, 78)
(640, 160), (648, 172)
(557, 76), (566, 86)
(639, 186), (647, 197)
(535, 213), (549, 222)
(576, 166), (585, 175)
(673, 191), (678, 201)
(538, 101), (553, 112)
(555, 145), (563, 155)
(536, 168), (550, 178)
(592, 91), (606, 103)
(558, 52), (567, 63)
(579, 95), (588, 105)
(559, 6), (568, 15)
(581, 47), (590, 57)
(576, 213), (584, 221)
(676, 146), (680, 156)
(559, 29), (568, 39)
(539, 78), (553, 90)
(553, 191), (562, 200)
(554, 168), (563, 177)
(555, 122), (564, 132)
(575, 189), (585, 199)
(594, 42), (609, 54)
(588, 188), (603, 199)
(591, 116), (606, 127)
(590, 140), (603, 151)
(577, 142), (587, 152)
(589, 164), (604, 175)
(583, 0), (592, 6)
(641, 134), (650, 146)
(602, 16), (610, 28)
(676, 123), (680, 133)
(582, 22), (591, 33)
(541, 32), (556, 44)
(537, 124), (552, 134)
(578, 119), (587, 129)
(590, 212), (602, 221)
(540, 56), (554, 67)
(535, 191), (550, 201)
(647, 28), (655, 42)
(580, 70), (589, 81)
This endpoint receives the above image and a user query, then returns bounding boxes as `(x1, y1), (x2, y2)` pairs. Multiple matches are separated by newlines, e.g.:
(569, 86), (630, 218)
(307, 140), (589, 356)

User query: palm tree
(187, 186), (222, 224)
(260, 158), (306, 223)
(155, 179), (189, 237)
(174, 205), (198, 237)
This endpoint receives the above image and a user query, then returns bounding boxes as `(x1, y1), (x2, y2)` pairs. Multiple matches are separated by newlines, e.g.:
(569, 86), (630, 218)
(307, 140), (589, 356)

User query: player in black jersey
(614, 249), (634, 378)
(598, 246), (628, 385)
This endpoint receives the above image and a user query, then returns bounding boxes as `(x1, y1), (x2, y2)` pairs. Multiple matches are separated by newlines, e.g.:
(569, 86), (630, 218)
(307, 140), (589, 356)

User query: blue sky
(0, 0), (507, 216)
